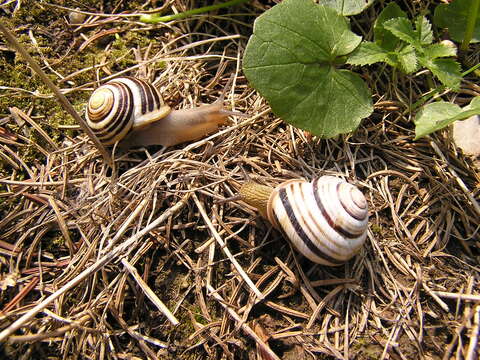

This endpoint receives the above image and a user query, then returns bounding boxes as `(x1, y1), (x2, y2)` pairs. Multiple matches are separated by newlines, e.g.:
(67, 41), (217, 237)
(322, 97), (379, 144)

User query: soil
(0, 1), (479, 359)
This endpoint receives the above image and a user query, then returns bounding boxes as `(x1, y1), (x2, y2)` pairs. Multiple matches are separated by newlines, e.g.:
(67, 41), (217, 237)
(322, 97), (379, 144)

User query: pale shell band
(266, 176), (368, 266)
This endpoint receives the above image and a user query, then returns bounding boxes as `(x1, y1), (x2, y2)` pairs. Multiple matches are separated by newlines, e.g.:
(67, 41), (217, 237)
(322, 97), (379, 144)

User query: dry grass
(1, 1), (480, 359)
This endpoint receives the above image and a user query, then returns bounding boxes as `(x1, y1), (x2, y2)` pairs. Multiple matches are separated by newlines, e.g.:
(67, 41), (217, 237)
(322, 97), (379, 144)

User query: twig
(7, 314), (92, 343)
(422, 284), (450, 313)
(9, 107), (58, 150)
(1, 277), (39, 313)
(192, 193), (264, 300)
(121, 259), (179, 326)
(0, 195), (189, 342)
(306, 285), (344, 329)
(139, 0), (249, 23)
(466, 305), (480, 360)
(0, 178), (87, 186)
(0, 21), (112, 165)
(430, 141), (480, 217)
(47, 196), (75, 255)
(206, 284), (280, 360)
(102, 197), (150, 252)
(432, 291), (480, 302)
(109, 307), (160, 360)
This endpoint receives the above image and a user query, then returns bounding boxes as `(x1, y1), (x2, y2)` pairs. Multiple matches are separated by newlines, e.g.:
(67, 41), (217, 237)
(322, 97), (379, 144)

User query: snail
(239, 176), (368, 266)
(85, 76), (238, 149)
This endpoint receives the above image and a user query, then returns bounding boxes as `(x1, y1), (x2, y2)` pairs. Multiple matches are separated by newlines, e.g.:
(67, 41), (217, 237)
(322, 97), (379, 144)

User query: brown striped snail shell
(239, 176), (368, 266)
(85, 76), (234, 148)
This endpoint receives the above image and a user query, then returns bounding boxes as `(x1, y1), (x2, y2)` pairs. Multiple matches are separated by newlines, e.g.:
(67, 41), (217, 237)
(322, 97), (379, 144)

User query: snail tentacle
(86, 76), (238, 148)
(120, 103), (232, 148)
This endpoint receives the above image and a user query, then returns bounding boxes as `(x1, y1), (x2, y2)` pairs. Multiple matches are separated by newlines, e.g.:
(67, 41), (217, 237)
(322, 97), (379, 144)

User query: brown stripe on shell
(86, 76), (169, 146)
(92, 82), (128, 134)
(338, 183), (367, 221)
(278, 186), (344, 265)
(130, 77), (162, 114)
(122, 77), (164, 117)
(291, 180), (346, 257)
(148, 82), (162, 109)
(143, 81), (158, 113)
(100, 83), (133, 143)
(312, 178), (361, 239)
(127, 77), (149, 114)
(267, 189), (280, 230)
(93, 82), (133, 144)
(87, 88), (114, 122)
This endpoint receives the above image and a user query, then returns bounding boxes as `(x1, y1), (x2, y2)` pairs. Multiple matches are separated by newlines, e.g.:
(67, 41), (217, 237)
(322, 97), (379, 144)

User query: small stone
(69, 9), (86, 25)
(452, 115), (480, 156)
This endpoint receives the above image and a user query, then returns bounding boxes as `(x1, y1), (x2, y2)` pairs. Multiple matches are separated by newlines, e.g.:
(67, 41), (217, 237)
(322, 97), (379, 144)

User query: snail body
(85, 76), (233, 148)
(240, 176), (368, 266)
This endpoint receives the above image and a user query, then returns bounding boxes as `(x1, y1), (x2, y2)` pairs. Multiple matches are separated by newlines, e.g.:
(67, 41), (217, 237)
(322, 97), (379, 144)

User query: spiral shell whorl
(267, 176), (368, 266)
(86, 77), (168, 145)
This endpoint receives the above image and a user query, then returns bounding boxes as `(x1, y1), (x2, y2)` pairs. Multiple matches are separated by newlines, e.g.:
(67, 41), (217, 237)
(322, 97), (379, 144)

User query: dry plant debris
(0, 1), (479, 359)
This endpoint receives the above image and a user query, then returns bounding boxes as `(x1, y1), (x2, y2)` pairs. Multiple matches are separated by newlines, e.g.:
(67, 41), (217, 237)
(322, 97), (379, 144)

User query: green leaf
(346, 42), (392, 66)
(374, 2), (408, 50)
(418, 57), (462, 90)
(322, 0), (376, 16)
(413, 16), (433, 45)
(243, 0), (372, 138)
(383, 17), (418, 46)
(414, 97), (480, 139)
(424, 42), (457, 59)
(464, 97), (480, 112)
(434, 0), (480, 43)
(384, 16), (434, 49)
(398, 45), (418, 73)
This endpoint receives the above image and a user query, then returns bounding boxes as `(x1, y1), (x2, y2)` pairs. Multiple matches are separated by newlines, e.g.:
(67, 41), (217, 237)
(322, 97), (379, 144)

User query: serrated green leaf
(413, 16), (433, 45)
(419, 57), (462, 90)
(414, 97), (480, 139)
(434, 0), (480, 43)
(398, 45), (418, 73)
(374, 2), (408, 50)
(243, 0), (372, 138)
(383, 18), (418, 46)
(384, 16), (434, 51)
(424, 42), (457, 59)
(322, 0), (376, 16)
(346, 42), (392, 65)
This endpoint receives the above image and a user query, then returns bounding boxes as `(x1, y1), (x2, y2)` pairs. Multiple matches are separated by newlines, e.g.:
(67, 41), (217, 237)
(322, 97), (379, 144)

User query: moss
(351, 337), (384, 359)
(370, 223), (383, 234)
(108, 34), (137, 69)
(0, 1), (103, 167)
(2, 2), (233, 354)
(0, 0), (171, 126)
(43, 231), (65, 253)
(192, 305), (210, 325)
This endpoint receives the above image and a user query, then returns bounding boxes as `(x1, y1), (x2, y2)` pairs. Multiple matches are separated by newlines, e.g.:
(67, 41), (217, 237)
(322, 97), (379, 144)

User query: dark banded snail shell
(86, 77), (171, 146)
(85, 76), (234, 148)
(240, 176), (368, 266)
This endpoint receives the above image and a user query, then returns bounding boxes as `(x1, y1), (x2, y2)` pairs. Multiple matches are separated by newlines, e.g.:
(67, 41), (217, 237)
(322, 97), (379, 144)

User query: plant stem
(460, 0), (480, 51)
(461, 62), (480, 77)
(0, 21), (112, 166)
(408, 62), (480, 114)
(139, 0), (249, 23)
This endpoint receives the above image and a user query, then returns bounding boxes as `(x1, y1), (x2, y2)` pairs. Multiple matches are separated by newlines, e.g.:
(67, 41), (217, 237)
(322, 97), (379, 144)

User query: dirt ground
(0, 1), (479, 359)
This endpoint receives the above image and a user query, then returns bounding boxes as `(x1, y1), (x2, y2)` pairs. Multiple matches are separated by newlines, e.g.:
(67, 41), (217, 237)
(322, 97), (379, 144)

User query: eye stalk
(85, 76), (238, 149)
